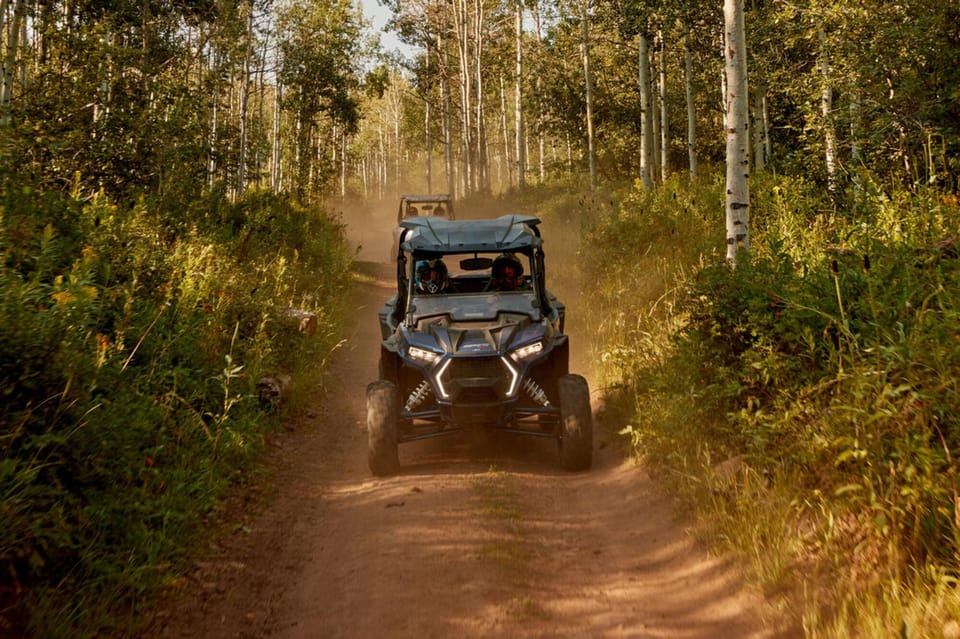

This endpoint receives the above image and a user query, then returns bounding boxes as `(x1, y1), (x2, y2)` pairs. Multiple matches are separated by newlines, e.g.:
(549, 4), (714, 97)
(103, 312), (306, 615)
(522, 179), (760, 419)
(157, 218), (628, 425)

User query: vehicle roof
(400, 215), (542, 254)
(399, 194), (453, 203)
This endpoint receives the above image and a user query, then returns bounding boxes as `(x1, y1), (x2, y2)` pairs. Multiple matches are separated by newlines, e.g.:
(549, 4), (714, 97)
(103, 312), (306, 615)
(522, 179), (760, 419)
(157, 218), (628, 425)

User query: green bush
(586, 171), (960, 635)
(0, 184), (351, 637)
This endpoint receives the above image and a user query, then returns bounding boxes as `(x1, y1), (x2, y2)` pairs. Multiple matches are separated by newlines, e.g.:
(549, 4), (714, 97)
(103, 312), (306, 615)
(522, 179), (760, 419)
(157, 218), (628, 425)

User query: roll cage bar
(392, 215), (552, 325)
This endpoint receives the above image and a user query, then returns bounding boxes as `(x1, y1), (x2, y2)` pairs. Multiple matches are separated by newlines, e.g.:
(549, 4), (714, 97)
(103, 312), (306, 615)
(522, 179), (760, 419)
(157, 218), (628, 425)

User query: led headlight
(434, 358), (453, 399)
(511, 341), (543, 361)
(501, 355), (521, 397)
(408, 346), (441, 364)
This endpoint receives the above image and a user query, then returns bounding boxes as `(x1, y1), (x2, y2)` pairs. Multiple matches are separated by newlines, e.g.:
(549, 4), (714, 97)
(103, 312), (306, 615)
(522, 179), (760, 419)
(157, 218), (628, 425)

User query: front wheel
(557, 374), (593, 471)
(367, 380), (400, 476)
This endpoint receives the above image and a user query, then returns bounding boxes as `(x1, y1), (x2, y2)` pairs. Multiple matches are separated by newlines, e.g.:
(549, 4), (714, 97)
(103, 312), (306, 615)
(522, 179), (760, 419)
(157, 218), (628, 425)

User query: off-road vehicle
(396, 193), (454, 223)
(367, 214), (593, 475)
(389, 194), (454, 262)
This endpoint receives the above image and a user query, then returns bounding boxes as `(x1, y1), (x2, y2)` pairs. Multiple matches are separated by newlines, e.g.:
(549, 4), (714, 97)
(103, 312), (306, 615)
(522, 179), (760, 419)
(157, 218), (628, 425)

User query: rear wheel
(367, 381), (400, 476)
(557, 374), (593, 471)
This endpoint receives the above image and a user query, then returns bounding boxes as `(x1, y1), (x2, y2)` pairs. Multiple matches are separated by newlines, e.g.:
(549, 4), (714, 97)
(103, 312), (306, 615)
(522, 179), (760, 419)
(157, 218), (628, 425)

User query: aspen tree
(515, 0), (525, 189)
(580, 0), (596, 190)
(638, 31), (654, 190)
(723, 0), (750, 264)
(658, 26), (668, 182)
(817, 17), (837, 193)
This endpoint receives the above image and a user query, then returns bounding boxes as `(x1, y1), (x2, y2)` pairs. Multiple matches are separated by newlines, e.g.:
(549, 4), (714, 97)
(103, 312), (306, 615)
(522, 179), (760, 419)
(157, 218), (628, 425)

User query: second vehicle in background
(389, 194), (454, 262)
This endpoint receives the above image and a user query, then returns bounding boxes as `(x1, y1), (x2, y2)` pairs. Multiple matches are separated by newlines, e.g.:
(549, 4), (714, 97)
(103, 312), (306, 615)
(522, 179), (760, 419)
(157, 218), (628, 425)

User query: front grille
(457, 387), (500, 403)
(441, 356), (507, 402)
(445, 357), (504, 379)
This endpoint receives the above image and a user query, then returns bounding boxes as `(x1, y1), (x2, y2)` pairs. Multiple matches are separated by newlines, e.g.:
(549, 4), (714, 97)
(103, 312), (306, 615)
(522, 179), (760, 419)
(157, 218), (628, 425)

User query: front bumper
(397, 353), (559, 437)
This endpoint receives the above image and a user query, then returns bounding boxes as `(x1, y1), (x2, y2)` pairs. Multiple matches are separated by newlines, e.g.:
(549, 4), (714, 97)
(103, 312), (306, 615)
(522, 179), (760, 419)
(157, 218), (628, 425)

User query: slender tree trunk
(532, 0), (546, 184)
(0, 0), (9, 49)
(208, 50), (220, 189)
(237, 4), (254, 196)
(454, 0), (473, 193)
(515, 0), (525, 189)
(94, 29), (113, 129)
(683, 22), (698, 180)
(432, 22), (454, 196)
(361, 157), (368, 198)
(1, 0), (26, 124)
(425, 43), (433, 192)
(442, 46), (454, 196)
(762, 94), (771, 166)
(500, 74), (513, 188)
(474, 0), (489, 193)
(341, 129), (347, 197)
(658, 28), (668, 182)
(580, 0), (595, 190)
(818, 20), (837, 193)
(850, 87), (862, 196)
(724, 0), (750, 264)
(272, 81), (283, 191)
(377, 120), (386, 200)
(638, 32), (654, 190)
(295, 87), (303, 196)
(390, 85), (402, 192)
(751, 87), (765, 171)
(255, 36), (267, 188)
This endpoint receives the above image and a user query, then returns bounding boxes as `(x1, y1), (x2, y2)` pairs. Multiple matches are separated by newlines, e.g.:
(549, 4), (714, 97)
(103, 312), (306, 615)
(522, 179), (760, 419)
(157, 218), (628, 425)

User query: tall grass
(584, 170), (960, 635)
(0, 185), (352, 637)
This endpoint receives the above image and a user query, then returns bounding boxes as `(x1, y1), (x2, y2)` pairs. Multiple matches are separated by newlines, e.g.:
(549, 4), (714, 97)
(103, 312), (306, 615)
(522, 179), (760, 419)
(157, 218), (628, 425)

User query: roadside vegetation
(1, 0), (363, 634)
(3, 0), (960, 634)
(569, 172), (960, 636)
(0, 181), (352, 636)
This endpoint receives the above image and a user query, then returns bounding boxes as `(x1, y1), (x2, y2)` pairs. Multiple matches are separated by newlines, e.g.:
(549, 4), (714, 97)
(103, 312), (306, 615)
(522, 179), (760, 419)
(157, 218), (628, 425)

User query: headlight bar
(511, 340), (543, 361)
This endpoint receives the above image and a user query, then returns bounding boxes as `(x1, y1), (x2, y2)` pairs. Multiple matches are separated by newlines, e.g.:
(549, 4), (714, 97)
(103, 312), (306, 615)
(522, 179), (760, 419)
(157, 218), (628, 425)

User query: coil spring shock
(523, 378), (551, 407)
(404, 380), (432, 411)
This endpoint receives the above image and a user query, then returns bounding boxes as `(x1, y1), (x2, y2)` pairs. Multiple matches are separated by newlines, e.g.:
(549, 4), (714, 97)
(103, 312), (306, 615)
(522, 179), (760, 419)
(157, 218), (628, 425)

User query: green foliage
(0, 183), (351, 637)
(586, 169), (960, 635)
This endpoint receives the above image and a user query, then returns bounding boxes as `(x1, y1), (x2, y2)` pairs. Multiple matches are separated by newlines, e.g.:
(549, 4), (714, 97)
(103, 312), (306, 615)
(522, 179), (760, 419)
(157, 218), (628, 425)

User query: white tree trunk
(724, 0), (750, 264)
(474, 0), (489, 193)
(818, 21), (837, 192)
(425, 42), (433, 193)
(500, 74), (512, 188)
(435, 26), (455, 196)
(638, 32), (654, 190)
(580, 0), (596, 190)
(377, 119), (386, 199)
(532, 0), (546, 184)
(1, 0), (26, 124)
(255, 36), (268, 189)
(515, 0), (525, 189)
(390, 84), (402, 193)
(453, 0), (473, 193)
(658, 28), (668, 182)
(341, 129), (347, 197)
(272, 81), (283, 191)
(237, 5), (254, 197)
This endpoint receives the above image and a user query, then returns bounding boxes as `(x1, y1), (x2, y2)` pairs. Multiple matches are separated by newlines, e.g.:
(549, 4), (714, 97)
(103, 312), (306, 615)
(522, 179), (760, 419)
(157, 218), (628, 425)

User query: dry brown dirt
(149, 208), (800, 639)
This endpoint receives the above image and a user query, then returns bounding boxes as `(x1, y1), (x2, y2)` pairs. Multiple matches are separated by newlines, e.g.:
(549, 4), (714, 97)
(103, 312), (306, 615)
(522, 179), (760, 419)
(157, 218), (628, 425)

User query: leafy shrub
(0, 184), (351, 637)
(586, 170), (960, 635)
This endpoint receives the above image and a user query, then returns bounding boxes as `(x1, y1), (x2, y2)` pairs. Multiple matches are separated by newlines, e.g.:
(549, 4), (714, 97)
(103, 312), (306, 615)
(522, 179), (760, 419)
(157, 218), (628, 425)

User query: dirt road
(151, 215), (797, 639)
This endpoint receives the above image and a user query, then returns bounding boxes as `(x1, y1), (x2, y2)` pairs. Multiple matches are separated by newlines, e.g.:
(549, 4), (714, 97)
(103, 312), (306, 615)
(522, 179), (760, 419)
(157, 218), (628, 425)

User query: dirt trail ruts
(151, 215), (799, 639)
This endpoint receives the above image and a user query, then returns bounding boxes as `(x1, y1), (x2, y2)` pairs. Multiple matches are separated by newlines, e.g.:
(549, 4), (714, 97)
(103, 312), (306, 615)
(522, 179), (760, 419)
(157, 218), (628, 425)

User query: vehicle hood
(403, 312), (548, 357)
